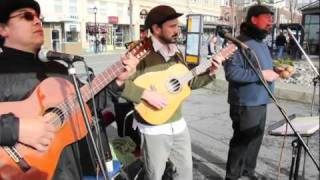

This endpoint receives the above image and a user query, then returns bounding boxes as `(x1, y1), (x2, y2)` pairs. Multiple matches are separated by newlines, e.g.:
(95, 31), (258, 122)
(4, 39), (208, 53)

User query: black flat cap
(246, 5), (273, 22)
(145, 5), (183, 29)
(0, 0), (41, 23)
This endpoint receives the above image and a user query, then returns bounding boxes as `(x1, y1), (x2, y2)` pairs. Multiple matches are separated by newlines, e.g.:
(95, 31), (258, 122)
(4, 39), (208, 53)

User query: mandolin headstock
(126, 38), (153, 60)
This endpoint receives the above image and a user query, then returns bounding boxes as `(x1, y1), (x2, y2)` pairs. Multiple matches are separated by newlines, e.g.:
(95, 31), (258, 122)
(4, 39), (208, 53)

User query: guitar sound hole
(168, 78), (181, 93)
(45, 108), (65, 127)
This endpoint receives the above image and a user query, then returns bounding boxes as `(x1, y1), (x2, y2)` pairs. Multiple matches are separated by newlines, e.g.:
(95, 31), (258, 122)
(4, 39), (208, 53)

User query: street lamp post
(93, 6), (98, 53)
(129, 0), (133, 41)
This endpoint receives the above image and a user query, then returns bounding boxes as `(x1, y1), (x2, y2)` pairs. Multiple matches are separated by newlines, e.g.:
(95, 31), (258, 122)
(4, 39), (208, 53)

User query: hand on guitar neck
(208, 51), (225, 76)
(115, 52), (140, 86)
(18, 113), (57, 152)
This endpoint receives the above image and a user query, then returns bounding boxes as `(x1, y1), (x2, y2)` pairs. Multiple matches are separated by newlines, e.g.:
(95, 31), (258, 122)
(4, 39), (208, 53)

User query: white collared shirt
(133, 35), (186, 135)
(133, 118), (187, 135)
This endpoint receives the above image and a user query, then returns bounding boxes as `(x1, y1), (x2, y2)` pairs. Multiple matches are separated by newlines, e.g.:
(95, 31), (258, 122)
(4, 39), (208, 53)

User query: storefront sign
(108, 16), (118, 24)
(65, 23), (80, 32)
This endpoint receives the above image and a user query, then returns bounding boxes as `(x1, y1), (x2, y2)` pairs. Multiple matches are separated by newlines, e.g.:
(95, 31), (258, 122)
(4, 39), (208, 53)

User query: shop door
(52, 30), (61, 51)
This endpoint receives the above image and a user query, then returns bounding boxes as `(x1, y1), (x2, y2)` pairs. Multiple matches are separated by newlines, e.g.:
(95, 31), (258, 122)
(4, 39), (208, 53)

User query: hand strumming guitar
(141, 88), (168, 110)
(18, 113), (56, 152)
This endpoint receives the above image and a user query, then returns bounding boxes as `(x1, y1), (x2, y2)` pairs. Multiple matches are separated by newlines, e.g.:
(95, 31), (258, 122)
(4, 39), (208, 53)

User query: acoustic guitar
(0, 38), (152, 180)
(134, 43), (237, 125)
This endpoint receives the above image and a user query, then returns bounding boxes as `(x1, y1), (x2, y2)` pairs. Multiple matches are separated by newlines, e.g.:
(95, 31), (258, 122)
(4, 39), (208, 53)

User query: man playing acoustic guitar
(0, 0), (139, 179)
(120, 5), (223, 180)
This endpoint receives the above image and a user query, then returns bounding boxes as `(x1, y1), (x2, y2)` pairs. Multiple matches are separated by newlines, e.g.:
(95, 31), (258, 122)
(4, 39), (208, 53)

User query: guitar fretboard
(81, 60), (124, 102)
(180, 43), (237, 85)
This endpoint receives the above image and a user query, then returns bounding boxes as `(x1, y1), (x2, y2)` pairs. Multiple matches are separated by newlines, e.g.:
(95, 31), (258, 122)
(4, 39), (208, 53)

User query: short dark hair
(149, 23), (164, 34)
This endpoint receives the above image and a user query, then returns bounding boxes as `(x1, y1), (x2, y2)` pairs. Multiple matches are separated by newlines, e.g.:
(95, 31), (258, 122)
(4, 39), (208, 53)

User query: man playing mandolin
(0, 0), (139, 179)
(120, 5), (223, 180)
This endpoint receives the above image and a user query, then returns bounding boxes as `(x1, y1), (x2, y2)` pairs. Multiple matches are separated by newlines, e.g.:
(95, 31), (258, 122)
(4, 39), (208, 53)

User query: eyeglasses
(8, 11), (43, 22)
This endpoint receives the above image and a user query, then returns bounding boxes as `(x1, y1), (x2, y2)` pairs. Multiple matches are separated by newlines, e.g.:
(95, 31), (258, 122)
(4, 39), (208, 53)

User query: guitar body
(134, 64), (191, 125)
(0, 77), (92, 180)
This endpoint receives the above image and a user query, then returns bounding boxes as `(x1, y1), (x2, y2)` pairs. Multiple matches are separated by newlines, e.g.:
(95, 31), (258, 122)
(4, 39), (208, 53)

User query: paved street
(78, 52), (319, 180)
(186, 88), (319, 180)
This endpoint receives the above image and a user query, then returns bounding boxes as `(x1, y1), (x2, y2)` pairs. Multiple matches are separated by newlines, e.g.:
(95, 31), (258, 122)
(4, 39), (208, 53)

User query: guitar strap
(174, 50), (190, 70)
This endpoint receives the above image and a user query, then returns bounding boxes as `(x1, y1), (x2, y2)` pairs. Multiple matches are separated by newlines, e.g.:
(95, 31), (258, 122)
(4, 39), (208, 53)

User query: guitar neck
(56, 38), (152, 114)
(80, 60), (124, 102)
(181, 60), (212, 85)
(182, 43), (237, 84)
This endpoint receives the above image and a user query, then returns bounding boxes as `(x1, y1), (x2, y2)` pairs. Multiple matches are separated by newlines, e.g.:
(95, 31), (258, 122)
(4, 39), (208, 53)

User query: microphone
(217, 30), (249, 50)
(38, 49), (84, 63)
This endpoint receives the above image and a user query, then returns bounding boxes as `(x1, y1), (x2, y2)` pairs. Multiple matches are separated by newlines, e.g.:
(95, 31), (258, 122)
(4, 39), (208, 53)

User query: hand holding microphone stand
(220, 30), (319, 179)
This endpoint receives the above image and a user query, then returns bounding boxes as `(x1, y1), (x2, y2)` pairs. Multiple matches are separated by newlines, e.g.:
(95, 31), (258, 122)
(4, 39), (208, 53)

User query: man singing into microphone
(0, 0), (138, 179)
(223, 5), (279, 180)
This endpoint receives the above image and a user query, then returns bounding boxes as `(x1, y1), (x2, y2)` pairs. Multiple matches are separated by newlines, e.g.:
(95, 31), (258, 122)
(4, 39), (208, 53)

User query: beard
(159, 33), (178, 44)
(264, 23), (273, 33)
(244, 22), (271, 41)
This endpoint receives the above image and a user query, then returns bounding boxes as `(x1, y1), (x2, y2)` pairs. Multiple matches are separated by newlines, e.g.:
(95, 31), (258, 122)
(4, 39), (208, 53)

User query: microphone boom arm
(287, 28), (319, 76)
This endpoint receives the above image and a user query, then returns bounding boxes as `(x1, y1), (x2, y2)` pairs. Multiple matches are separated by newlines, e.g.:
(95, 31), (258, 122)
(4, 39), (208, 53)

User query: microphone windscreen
(38, 48), (49, 62)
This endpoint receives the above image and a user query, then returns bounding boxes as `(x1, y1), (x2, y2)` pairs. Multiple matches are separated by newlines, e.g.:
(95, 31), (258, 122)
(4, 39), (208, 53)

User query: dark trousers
(225, 105), (267, 180)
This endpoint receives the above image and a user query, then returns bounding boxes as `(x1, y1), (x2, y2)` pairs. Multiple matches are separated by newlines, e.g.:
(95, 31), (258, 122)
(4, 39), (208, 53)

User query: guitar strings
(169, 48), (231, 92)
(48, 62), (124, 127)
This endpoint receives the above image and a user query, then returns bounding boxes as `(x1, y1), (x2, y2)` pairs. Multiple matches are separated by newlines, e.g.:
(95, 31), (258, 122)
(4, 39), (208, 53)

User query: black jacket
(275, 35), (287, 46)
(0, 46), (119, 179)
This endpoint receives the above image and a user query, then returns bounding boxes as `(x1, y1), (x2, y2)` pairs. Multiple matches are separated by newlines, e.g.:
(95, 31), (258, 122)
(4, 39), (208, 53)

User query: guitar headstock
(126, 38), (153, 60)
(213, 43), (237, 63)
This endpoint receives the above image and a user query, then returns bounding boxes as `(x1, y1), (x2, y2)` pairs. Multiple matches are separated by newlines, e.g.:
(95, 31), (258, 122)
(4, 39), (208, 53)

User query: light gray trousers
(141, 128), (193, 180)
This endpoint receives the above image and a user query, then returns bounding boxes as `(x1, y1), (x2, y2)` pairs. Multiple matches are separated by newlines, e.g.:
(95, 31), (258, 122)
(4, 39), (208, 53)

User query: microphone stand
(287, 28), (319, 77)
(239, 47), (320, 175)
(287, 28), (320, 179)
(67, 62), (108, 180)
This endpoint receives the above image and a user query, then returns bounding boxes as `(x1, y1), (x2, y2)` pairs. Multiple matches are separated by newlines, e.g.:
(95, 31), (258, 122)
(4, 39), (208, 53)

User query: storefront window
(66, 26), (79, 42)
(304, 14), (320, 55)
